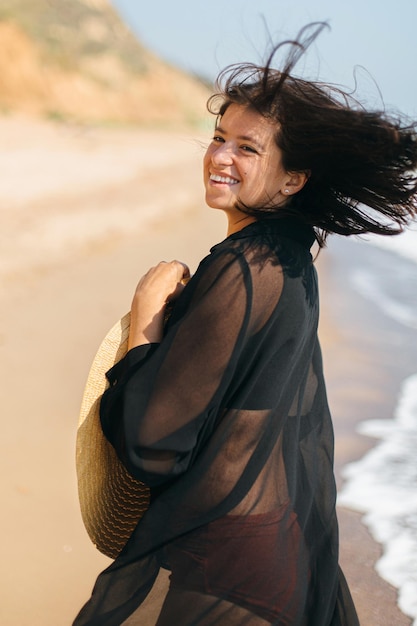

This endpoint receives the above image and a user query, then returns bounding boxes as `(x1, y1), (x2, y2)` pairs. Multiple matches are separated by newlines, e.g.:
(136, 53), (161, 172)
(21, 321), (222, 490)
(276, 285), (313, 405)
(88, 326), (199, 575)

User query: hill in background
(0, 0), (211, 126)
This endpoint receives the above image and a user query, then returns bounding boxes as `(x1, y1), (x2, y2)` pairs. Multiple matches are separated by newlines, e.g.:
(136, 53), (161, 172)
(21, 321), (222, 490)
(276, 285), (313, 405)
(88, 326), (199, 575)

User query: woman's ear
(282, 170), (310, 196)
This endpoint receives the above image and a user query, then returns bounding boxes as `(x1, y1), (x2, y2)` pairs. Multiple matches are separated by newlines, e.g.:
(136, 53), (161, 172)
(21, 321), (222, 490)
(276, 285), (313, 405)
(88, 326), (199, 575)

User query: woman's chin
(205, 198), (234, 212)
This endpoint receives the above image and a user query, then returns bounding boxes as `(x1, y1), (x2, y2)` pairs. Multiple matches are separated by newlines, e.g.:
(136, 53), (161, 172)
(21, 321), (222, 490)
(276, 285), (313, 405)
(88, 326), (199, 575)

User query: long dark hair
(207, 23), (417, 245)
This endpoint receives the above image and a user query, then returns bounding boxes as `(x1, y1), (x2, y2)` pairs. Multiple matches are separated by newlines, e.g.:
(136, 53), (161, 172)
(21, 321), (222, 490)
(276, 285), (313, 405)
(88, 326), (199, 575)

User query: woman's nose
(211, 143), (234, 165)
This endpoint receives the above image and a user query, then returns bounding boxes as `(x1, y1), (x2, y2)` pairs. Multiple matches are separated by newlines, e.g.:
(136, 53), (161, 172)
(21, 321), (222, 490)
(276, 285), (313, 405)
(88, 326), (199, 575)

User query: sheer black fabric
(74, 218), (359, 626)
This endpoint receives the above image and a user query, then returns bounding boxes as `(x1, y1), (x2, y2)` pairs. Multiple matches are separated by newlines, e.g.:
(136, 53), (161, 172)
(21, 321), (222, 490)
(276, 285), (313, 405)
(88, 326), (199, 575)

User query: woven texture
(76, 313), (150, 559)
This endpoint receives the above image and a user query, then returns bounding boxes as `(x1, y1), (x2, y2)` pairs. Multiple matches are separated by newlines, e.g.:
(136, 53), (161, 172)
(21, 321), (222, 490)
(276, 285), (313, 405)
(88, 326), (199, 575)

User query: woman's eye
(241, 145), (257, 154)
(212, 135), (224, 143)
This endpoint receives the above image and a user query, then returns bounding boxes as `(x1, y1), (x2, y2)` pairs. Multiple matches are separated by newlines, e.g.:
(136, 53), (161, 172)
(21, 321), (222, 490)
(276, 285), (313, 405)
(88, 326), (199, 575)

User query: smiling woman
(73, 22), (417, 626)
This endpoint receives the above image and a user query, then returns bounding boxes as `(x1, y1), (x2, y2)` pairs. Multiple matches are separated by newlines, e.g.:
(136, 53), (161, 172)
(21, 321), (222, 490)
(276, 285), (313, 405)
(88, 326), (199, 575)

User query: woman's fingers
(164, 261), (191, 301)
(133, 260), (190, 305)
(161, 260), (191, 286)
(177, 261), (191, 283)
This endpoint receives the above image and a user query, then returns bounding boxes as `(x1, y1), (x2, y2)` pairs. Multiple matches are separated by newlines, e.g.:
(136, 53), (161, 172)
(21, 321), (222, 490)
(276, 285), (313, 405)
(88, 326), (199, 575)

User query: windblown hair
(207, 23), (417, 245)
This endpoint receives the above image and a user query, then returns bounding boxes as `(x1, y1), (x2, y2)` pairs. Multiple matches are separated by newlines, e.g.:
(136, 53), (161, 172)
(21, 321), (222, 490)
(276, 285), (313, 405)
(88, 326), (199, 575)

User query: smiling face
(204, 104), (298, 232)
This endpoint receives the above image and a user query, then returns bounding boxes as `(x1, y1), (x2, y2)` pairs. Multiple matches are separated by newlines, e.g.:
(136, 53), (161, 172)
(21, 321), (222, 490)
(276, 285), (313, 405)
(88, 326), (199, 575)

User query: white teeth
(210, 174), (239, 184)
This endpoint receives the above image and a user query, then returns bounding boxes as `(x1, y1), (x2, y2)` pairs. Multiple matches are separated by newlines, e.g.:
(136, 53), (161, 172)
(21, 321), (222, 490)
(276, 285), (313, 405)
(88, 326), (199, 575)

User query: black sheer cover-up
(74, 218), (359, 626)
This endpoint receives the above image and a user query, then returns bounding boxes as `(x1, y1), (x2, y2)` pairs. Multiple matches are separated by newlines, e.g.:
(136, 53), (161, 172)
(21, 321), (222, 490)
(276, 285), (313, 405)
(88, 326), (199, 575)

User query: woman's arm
(100, 250), (251, 486)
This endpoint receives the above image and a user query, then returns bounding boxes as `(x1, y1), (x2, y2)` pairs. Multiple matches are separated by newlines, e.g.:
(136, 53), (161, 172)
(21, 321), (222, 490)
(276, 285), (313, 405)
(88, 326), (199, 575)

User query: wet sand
(0, 116), (411, 625)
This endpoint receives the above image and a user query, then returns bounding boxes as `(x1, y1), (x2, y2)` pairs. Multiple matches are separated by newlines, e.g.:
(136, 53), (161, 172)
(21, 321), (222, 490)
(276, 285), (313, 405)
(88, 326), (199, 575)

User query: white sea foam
(338, 373), (417, 625)
(345, 233), (417, 622)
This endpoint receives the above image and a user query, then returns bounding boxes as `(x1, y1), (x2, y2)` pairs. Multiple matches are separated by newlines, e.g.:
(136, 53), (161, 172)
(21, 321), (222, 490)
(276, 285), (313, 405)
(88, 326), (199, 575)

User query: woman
(74, 24), (417, 625)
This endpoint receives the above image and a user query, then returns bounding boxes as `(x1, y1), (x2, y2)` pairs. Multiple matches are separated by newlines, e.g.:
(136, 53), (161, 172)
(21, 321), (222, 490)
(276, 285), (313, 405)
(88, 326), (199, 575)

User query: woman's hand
(128, 260), (190, 349)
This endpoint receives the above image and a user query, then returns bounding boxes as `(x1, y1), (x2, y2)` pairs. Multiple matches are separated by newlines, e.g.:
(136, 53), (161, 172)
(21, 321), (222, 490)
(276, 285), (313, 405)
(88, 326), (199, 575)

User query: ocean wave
(362, 223), (417, 265)
(338, 373), (417, 625)
(350, 268), (417, 330)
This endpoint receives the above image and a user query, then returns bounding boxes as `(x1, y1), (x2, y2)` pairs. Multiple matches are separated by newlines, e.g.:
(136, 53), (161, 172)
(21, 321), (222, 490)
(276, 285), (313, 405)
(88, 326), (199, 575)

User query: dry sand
(0, 114), (411, 625)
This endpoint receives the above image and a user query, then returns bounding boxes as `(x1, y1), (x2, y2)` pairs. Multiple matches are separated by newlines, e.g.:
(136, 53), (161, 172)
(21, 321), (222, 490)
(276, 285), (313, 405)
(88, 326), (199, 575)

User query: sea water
(338, 225), (417, 625)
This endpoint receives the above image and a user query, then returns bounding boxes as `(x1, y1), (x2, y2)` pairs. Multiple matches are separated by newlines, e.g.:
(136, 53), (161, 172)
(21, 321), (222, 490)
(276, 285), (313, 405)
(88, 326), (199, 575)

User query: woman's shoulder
(210, 218), (314, 254)
(207, 218), (315, 275)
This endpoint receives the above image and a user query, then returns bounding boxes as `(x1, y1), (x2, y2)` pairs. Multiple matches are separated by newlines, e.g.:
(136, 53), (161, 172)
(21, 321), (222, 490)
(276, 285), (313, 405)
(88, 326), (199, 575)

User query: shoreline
(318, 237), (416, 625)
(0, 118), (412, 624)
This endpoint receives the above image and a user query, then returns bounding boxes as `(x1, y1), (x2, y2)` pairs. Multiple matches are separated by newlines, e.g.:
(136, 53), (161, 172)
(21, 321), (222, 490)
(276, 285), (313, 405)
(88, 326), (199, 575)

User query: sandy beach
(0, 115), (411, 625)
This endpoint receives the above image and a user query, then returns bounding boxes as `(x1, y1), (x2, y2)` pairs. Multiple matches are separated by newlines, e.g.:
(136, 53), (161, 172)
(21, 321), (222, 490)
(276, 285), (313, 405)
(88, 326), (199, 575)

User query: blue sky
(111, 0), (417, 118)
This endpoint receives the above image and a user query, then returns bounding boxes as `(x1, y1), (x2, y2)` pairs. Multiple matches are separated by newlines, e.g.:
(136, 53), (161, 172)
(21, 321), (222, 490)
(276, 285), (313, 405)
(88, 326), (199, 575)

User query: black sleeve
(100, 250), (251, 486)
